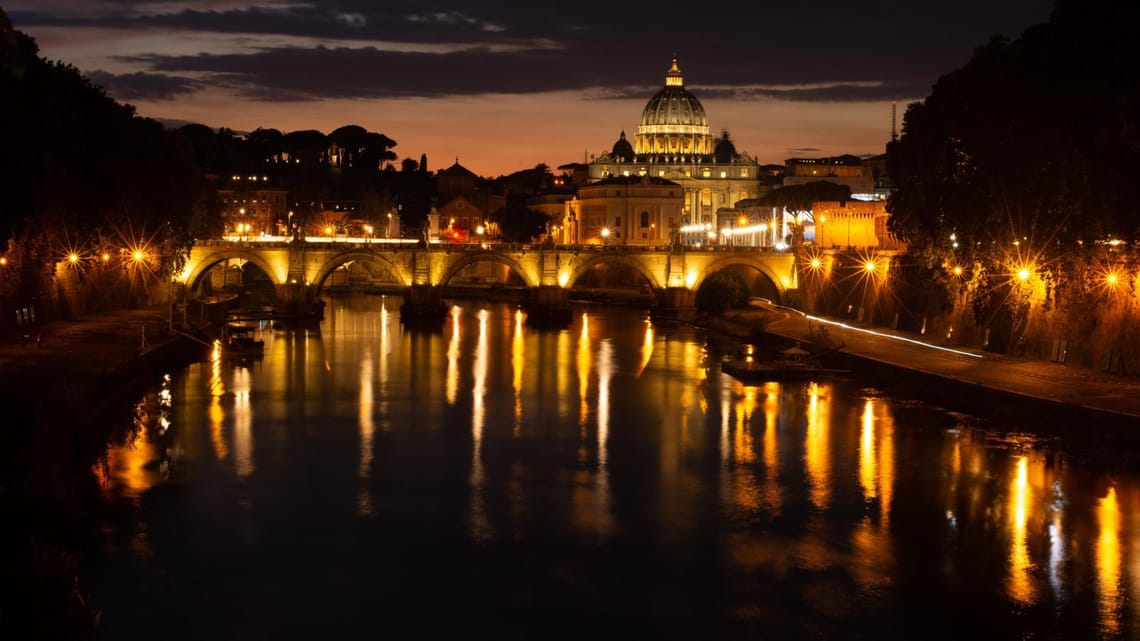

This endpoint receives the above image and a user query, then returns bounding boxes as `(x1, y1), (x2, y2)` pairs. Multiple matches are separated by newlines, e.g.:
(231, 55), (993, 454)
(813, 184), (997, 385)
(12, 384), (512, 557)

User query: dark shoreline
(0, 312), (207, 641)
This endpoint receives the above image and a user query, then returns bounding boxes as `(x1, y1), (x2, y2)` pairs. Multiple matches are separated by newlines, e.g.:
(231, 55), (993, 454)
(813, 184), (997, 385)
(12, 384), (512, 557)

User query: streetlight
(364, 225), (373, 243)
(601, 227), (610, 246)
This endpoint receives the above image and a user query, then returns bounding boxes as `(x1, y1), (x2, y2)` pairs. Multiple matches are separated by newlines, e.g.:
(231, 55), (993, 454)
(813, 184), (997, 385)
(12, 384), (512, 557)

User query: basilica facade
(586, 58), (766, 239)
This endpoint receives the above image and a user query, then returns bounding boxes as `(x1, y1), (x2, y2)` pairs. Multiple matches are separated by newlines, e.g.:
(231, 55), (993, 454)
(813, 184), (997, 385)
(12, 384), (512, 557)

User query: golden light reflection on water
(1097, 485), (1122, 637)
(852, 399), (894, 589)
(232, 366), (253, 478)
(446, 305), (461, 406)
(761, 382), (781, 515)
(859, 400), (877, 500)
(724, 383), (760, 513)
(468, 308), (490, 541)
(1008, 456), (1035, 605)
(357, 346), (375, 516)
(593, 338), (613, 537)
(637, 320), (654, 378)
(577, 312), (591, 441)
(512, 309), (524, 436)
(804, 382), (831, 511)
(209, 347), (227, 461)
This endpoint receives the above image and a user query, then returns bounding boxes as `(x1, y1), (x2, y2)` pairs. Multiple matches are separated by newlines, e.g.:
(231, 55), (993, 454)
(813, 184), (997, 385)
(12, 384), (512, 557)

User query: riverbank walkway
(747, 301), (1140, 424)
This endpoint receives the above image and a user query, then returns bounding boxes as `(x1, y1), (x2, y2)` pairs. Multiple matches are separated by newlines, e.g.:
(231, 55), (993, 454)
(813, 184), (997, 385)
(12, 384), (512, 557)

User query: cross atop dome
(665, 56), (684, 87)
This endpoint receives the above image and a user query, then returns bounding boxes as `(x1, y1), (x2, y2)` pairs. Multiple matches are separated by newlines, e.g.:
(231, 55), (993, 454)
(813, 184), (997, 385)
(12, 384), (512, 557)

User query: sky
(6, 1), (1054, 177)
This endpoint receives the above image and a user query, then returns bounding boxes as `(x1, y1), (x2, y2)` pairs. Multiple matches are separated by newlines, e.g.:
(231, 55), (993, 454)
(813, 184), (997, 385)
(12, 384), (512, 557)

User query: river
(89, 295), (1139, 639)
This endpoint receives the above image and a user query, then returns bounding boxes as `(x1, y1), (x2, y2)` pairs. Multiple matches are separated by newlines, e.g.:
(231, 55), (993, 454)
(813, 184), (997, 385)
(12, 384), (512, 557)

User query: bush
(695, 270), (751, 313)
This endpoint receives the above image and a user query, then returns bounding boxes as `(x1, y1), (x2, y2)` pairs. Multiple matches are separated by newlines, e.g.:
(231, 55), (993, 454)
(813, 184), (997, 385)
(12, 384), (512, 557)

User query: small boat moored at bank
(721, 342), (849, 382)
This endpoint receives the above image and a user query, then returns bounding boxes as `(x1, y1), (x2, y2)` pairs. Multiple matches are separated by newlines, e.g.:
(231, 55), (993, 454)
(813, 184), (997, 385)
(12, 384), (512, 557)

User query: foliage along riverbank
(0, 309), (206, 639)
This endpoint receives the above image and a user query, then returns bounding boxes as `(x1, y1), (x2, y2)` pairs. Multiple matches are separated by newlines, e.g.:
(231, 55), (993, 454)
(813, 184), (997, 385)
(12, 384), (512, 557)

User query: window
(615, 216), (622, 227)
(640, 211), (650, 227)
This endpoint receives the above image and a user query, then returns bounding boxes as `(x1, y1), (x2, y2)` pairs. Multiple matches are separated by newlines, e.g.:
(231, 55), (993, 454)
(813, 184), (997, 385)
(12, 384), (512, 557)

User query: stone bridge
(177, 239), (800, 319)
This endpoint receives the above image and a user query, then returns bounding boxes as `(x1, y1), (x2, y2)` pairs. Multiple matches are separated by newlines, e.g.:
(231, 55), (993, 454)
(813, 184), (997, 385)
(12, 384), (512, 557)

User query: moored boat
(721, 342), (849, 382)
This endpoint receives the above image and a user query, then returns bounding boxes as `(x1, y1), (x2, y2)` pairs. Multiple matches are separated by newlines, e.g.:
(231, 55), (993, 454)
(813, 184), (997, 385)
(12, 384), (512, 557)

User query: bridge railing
(194, 238), (792, 255)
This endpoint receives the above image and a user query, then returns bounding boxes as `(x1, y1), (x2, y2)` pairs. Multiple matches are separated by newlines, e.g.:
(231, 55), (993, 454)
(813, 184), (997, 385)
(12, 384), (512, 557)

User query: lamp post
(601, 227), (610, 246)
(364, 225), (373, 244)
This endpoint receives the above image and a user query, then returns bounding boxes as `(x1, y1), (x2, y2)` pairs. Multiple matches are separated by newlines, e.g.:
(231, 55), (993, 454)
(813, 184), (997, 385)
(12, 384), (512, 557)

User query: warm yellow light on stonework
(558, 271), (570, 287)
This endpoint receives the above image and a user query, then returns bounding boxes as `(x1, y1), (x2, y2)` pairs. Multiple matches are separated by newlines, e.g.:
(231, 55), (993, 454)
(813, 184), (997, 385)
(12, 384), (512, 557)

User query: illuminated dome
(713, 130), (737, 163)
(634, 57), (714, 162)
(611, 130), (634, 162)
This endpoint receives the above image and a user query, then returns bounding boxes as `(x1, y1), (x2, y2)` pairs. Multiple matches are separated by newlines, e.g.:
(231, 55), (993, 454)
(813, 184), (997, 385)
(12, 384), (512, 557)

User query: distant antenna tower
(891, 101), (898, 142)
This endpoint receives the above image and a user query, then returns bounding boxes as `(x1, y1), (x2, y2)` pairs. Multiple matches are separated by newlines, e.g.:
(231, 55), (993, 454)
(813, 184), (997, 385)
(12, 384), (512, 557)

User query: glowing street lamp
(601, 227), (610, 245)
(364, 225), (374, 243)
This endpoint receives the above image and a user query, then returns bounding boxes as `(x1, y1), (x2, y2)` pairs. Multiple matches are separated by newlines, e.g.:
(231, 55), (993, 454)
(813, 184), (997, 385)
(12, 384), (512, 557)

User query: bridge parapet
(181, 241), (799, 312)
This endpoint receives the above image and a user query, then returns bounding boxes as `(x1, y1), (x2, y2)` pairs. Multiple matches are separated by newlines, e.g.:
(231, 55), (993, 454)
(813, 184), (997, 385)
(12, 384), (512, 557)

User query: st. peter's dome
(634, 58), (714, 162)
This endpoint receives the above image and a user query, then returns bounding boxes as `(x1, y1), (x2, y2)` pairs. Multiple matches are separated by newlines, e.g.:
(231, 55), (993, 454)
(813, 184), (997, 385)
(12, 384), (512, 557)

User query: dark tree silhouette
(887, 0), (1140, 263)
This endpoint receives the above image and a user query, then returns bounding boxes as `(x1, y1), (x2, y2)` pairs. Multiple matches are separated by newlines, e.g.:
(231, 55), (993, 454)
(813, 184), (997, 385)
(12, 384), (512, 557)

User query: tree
(888, 0), (1140, 264)
(695, 270), (751, 313)
(490, 197), (549, 242)
(754, 181), (853, 224)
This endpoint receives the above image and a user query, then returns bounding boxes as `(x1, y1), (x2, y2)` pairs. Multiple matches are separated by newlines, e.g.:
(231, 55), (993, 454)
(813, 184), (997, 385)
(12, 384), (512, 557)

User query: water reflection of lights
(577, 312), (592, 436)
(805, 382), (832, 510)
(595, 338), (613, 534)
(1008, 456), (1034, 605)
(859, 400), (877, 500)
(805, 314), (983, 359)
(761, 382), (781, 514)
(468, 308), (490, 541)
(446, 305), (461, 405)
(1097, 485), (1122, 637)
(358, 346), (375, 516)
(512, 309), (524, 435)
(232, 366), (253, 478)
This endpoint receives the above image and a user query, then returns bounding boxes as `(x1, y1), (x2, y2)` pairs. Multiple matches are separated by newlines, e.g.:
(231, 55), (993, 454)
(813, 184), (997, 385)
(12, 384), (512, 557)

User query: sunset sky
(7, 1), (1052, 177)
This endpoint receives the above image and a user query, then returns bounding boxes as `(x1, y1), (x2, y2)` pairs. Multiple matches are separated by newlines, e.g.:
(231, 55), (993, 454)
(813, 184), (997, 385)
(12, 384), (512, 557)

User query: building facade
(587, 58), (765, 227)
(556, 176), (682, 246)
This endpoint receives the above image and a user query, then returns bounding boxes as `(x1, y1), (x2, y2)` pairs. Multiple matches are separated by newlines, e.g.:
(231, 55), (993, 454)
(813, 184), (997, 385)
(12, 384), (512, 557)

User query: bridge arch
(567, 253), (663, 290)
(183, 249), (282, 292)
(310, 251), (410, 292)
(694, 255), (786, 304)
(438, 251), (537, 288)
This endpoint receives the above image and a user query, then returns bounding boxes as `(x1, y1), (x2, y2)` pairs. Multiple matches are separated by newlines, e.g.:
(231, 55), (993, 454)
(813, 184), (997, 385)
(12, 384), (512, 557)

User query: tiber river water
(89, 295), (1139, 640)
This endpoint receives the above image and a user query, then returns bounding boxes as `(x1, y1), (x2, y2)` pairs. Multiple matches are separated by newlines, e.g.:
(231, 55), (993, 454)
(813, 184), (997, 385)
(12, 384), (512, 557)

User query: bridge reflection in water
(94, 298), (1140, 638)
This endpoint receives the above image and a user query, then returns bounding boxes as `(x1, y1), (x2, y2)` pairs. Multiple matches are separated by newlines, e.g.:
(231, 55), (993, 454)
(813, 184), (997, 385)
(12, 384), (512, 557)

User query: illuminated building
(558, 176), (683, 245)
(587, 58), (765, 228)
(812, 200), (905, 250)
(784, 155), (874, 196)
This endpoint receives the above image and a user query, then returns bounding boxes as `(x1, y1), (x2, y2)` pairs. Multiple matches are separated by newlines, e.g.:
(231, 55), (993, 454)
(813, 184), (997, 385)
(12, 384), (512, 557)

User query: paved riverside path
(751, 301), (1140, 424)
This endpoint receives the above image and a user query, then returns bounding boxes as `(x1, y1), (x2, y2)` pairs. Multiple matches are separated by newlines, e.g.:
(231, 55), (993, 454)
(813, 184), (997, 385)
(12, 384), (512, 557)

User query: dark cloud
(86, 69), (203, 100)
(8, 0), (1053, 102)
